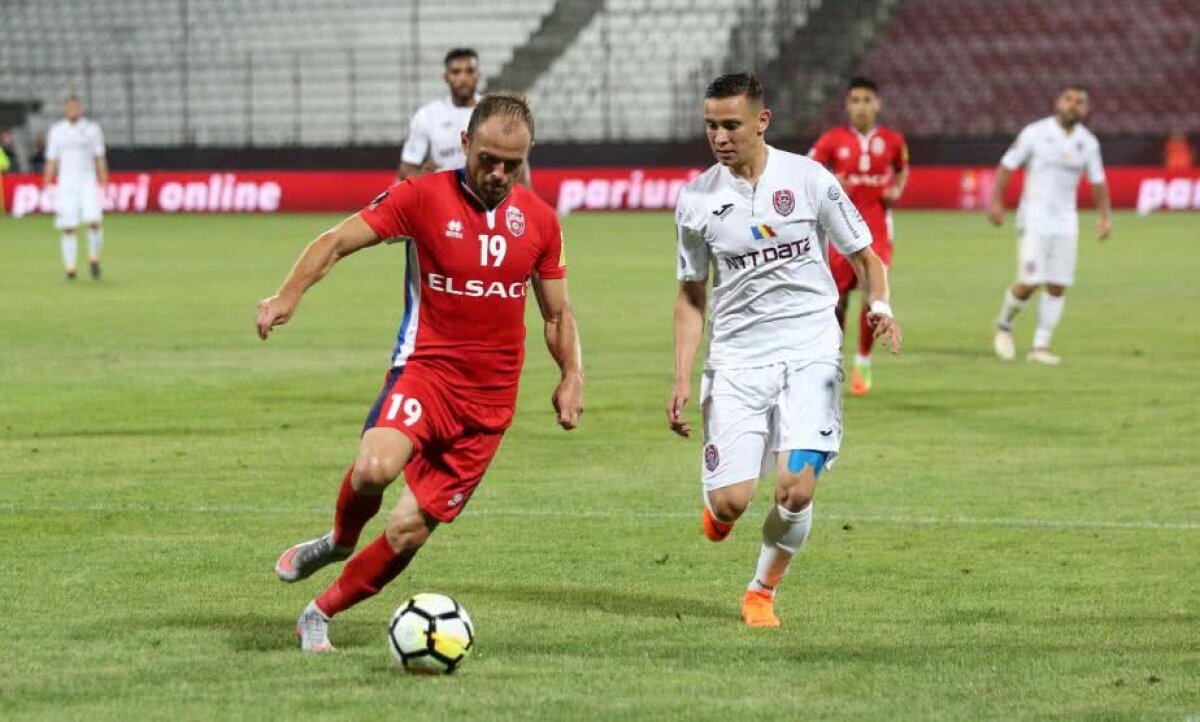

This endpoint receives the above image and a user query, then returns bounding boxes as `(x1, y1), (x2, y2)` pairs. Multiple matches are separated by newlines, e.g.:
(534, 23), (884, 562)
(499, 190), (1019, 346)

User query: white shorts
(699, 360), (843, 491)
(1017, 230), (1077, 286)
(54, 183), (103, 230)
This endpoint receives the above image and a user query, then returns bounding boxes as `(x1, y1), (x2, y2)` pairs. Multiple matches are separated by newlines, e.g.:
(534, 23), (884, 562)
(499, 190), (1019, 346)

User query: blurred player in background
(988, 85), (1111, 365)
(258, 94), (584, 651)
(397, 48), (482, 179)
(43, 95), (108, 280)
(809, 77), (908, 396)
(669, 73), (900, 628)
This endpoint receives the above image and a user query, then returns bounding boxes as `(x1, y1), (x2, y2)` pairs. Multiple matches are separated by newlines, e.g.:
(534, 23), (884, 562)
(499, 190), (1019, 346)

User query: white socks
(1033, 294), (1065, 350)
(87, 227), (104, 261)
(996, 289), (1028, 331)
(748, 503), (813, 595)
(60, 232), (78, 271)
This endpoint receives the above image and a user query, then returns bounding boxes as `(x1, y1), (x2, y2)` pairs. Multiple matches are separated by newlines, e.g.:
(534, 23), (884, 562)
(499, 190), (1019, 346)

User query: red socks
(315, 534), (416, 617)
(858, 303), (875, 357)
(331, 467), (383, 550)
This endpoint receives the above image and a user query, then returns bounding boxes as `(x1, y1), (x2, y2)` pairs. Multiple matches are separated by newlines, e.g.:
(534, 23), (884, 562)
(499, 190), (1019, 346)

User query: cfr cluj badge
(772, 189), (795, 217)
(506, 206), (526, 237)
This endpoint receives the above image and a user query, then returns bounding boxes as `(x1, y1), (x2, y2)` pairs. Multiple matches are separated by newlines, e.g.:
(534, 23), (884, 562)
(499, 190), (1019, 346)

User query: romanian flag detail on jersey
(750, 224), (777, 241)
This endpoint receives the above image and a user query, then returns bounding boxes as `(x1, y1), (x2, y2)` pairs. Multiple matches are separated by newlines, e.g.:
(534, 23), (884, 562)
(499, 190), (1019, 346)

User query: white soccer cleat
(1026, 348), (1061, 365)
(993, 328), (1016, 361)
(274, 532), (352, 583)
(296, 601), (335, 652)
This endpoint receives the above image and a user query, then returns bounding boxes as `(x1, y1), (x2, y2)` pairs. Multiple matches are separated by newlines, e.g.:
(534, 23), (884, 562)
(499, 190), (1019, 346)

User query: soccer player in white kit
(397, 48), (483, 179)
(669, 74), (902, 628)
(43, 95), (108, 280)
(988, 85), (1112, 365)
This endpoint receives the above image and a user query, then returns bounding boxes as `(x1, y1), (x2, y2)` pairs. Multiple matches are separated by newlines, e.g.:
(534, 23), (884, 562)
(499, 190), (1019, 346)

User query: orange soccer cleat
(702, 507), (734, 542)
(850, 364), (872, 397)
(741, 589), (781, 628)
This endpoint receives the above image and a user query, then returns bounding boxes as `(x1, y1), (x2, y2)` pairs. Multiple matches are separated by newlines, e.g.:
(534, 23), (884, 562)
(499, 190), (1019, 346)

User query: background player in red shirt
(809, 77), (908, 396)
(255, 94), (585, 652)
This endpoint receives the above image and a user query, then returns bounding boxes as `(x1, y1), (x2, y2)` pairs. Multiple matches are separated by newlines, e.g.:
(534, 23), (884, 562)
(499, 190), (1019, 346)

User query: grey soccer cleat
(274, 532), (352, 583)
(296, 600), (335, 652)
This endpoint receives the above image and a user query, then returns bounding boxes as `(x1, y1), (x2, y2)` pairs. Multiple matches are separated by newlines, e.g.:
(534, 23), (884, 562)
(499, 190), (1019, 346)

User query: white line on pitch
(0, 502), (1196, 531)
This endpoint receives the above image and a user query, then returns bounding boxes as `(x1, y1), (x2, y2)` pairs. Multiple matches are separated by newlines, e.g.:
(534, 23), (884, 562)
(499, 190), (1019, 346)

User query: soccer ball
(388, 593), (475, 675)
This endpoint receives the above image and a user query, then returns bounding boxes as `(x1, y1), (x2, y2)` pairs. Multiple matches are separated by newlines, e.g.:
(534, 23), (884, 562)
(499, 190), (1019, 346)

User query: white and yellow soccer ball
(388, 593), (475, 674)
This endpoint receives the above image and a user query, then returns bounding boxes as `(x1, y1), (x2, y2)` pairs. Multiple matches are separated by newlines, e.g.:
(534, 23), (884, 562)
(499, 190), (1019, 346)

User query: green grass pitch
(0, 210), (1197, 721)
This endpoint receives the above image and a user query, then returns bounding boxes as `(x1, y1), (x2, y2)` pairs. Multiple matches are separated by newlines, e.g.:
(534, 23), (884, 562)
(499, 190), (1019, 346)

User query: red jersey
(359, 170), (567, 405)
(809, 125), (908, 244)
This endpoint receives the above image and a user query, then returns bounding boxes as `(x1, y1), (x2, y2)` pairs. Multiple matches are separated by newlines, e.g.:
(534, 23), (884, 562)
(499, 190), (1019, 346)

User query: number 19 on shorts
(386, 393), (423, 427)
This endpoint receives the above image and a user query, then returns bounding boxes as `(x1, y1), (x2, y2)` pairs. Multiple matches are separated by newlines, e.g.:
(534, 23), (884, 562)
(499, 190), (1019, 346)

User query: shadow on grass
(451, 580), (730, 620)
(135, 612), (382, 653)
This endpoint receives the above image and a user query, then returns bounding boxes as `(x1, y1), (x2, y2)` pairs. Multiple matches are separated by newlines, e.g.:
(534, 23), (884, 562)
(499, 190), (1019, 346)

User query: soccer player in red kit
(255, 94), (585, 652)
(809, 77), (908, 396)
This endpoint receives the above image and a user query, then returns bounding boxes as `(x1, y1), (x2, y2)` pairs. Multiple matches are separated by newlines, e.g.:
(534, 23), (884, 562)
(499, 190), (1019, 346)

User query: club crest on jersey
(772, 189), (795, 217)
(871, 136), (886, 155)
(837, 146), (852, 159)
(506, 206), (525, 237)
(704, 444), (720, 472)
(445, 219), (464, 239)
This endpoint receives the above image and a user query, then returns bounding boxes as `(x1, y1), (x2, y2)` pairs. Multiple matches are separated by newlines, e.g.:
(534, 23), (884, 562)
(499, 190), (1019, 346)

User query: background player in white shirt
(669, 74), (901, 628)
(397, 48), (482, 179)
(43, 96), (108, 280)
(987, 85), (1111, 365)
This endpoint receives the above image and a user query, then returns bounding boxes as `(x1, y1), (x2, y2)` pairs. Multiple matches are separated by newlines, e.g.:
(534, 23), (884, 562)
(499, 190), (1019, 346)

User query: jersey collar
(721, 144), (775, 195)
(456, 167), (513, 212)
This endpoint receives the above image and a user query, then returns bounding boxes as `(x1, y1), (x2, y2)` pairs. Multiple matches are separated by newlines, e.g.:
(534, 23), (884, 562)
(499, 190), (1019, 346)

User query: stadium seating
(527, 0), (820, 141)
(836, 0), (1200, 137)
(0, 0), (555, 146)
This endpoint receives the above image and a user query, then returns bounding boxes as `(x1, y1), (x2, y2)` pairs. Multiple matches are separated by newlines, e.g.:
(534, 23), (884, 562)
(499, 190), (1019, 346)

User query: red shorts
(831, 237), (893, 296)
(363, 366), (514, 522)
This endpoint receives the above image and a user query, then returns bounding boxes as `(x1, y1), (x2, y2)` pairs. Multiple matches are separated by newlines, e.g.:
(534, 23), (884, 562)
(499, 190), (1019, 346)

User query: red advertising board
(4, 167), (1199, 216)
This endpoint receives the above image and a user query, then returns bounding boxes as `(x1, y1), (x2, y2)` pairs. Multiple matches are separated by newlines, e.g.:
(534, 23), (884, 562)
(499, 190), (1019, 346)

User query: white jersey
(400, 95), (481, 171)
(46, 118), (105, 188)
(1000, 116), (1105, 236)
(676, 145), (872, 370)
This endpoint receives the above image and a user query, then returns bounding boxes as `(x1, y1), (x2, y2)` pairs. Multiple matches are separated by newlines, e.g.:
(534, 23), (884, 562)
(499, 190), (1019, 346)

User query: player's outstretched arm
(95, 155), (109, 187)
(987, 165), (1014, 226)
(669, 281), (706, 437)
(533, 276), (585, 430)
(256, 214), (381, 340)
(848, 247), (902, 354)
(1092, 183), (1112, 240)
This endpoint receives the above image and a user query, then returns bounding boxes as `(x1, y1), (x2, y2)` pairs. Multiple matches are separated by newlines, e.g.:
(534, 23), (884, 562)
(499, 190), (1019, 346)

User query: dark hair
(444, 48), (479, 67)
(704, 73), (764, 103)
(467, 92), (535, 141)
(848, 76), (878, 94)
(1062, 84), (1089, 95)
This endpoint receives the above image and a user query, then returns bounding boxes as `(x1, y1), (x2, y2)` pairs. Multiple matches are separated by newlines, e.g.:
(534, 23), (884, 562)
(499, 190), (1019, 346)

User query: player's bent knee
(776, 450), (825, 511)
(707, 482), (755, 522)
(353, 454), (403, 490)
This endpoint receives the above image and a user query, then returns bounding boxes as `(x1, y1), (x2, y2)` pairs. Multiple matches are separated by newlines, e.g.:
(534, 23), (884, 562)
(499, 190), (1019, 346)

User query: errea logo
(445, 219), (464, 239)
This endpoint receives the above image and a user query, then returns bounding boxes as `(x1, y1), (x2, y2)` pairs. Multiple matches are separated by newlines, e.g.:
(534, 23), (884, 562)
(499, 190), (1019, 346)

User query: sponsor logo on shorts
(772, 189), (795, 216)
(704, 444), (720, 472)
(819, 428), (834, 437)
(447, 492), (465, 509)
